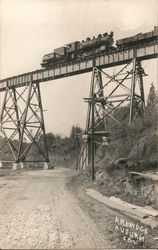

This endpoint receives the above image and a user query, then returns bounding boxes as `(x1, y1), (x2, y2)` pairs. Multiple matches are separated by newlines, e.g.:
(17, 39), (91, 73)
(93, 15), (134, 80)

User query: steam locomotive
(41, 26), (158, 68)
(41, 31), (114, 68)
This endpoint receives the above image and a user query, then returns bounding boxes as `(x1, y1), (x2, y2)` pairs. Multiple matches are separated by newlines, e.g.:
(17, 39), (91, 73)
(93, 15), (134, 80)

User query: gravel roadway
(0, 168), (108, 249)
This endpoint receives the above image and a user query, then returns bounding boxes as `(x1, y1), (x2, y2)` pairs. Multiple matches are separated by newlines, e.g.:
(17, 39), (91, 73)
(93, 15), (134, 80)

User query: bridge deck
(0, 42), (158, 92)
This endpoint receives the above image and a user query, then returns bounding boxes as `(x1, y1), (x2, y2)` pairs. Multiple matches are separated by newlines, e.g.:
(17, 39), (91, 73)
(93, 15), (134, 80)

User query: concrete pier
(43, 162), (49, 170)
(12, 163), (19, 170)
(20, 162), (25, 169)
(43, 162), (54, 170)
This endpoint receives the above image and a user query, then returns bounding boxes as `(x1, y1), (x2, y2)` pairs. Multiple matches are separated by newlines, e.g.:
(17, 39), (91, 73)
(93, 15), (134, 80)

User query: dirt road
(0, 168), (109, 249)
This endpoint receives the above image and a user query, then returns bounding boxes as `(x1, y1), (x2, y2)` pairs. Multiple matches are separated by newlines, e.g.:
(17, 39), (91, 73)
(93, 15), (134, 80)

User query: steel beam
(0, 42), (157, 92)
(129, 58), (137, 125)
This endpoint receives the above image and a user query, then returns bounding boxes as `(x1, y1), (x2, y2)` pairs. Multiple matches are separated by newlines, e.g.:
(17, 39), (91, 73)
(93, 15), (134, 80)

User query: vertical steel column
(36, 82), (49, 162)
(137, 61), (145, 115)
(16, 74), (33, 162)
(0, 86), (18, 161)
(85, 68), (95, 133)
(0, 87), (8, 123)
(129, 58), (136, 126)
(91, 95), (95, 181)
(12, 88), (21, 140)
(97, 70), (107, 130)
(90, 69), (95, 181)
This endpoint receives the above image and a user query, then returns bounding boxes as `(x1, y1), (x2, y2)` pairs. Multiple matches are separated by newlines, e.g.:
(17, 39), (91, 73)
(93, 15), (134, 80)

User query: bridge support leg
(129, 59), (146, 125)
(78, 139), (89, 170)
(129, 58), (136, 126)
(79, 62), (146, 174)
(0, 75), (49, 164)
(137, 60), (146, 115)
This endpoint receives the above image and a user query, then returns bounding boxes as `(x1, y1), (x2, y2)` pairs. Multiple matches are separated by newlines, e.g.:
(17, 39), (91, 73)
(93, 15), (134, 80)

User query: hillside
(80, 83), (158, 211)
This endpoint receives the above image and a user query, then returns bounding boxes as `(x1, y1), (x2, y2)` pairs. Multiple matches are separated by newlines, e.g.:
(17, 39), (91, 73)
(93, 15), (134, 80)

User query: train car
(41, 47), (68, 67)
(41, 31), (114, 68)
(116, 26), (158, 49)
(41, 53), (63, 67)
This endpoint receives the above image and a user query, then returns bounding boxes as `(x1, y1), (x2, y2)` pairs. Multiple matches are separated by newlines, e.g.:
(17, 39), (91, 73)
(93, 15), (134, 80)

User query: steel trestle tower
(78, 57), (146, 171)
(0, 75), (49, 164)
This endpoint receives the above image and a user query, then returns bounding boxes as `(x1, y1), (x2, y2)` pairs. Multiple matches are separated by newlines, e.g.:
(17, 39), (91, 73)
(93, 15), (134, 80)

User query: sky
(0, 0), (158, 136)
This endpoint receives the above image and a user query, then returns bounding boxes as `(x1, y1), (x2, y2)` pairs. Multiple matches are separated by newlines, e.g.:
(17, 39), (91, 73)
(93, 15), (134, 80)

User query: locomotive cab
(66, 41), (80, 53)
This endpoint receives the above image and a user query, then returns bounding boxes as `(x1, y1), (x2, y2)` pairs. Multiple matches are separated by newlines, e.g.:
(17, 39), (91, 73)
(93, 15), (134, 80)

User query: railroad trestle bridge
(0, 39), (157, 169)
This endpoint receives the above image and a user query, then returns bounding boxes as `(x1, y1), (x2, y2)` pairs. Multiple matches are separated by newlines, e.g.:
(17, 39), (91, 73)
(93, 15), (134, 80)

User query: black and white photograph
(0, 0), (158, 249)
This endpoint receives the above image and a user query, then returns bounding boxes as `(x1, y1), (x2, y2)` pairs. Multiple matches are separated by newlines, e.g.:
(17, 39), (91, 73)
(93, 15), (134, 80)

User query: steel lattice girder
(0, 77), (49, 163)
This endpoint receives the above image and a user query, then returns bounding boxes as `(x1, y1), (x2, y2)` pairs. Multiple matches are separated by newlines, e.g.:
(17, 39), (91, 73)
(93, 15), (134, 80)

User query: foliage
(95, 82), (158, 173)
(70, 125), (82, 139)
(143, 83), (158, 129)
(146, 82), (158, 108)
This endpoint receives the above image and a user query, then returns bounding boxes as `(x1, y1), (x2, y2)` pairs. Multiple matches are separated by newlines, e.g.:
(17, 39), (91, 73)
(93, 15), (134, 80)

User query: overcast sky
(0, 0), (158, 136)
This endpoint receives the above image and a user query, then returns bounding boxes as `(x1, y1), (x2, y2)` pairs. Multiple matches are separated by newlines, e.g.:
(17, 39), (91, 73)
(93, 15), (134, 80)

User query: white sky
(0, 0), (158, 136)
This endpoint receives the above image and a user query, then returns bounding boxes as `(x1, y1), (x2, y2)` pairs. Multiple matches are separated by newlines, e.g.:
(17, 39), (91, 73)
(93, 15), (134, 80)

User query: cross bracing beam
(0, 42), (157, 92)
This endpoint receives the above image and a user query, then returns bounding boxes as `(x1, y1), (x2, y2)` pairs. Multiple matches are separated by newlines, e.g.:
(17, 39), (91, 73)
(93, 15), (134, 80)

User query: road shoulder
(66, 172), (158, 248)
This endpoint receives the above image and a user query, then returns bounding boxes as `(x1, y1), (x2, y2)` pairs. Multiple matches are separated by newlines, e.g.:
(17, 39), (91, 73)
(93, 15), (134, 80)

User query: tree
(46, 133), (56, 151)
(70, 125), (82, 139)
(144, 83), (158, 129)
(146, 83), (158, 109)
(38, 132), (56, 152)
